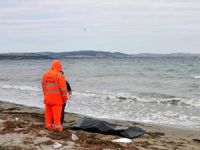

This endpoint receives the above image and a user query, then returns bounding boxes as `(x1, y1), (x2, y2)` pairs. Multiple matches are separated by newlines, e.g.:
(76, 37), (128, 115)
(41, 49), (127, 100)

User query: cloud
(0, 0), (200, 53)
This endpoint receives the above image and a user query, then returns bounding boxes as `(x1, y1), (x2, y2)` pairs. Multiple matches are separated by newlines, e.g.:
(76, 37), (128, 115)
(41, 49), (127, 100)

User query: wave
(116, 95), (184, 105)
(193, 75), (200, 79)
(0, 78), (10, 81)
(1, 83), (200, 107)
(0, 84), (41, 91)
(73, 90), (200, 107)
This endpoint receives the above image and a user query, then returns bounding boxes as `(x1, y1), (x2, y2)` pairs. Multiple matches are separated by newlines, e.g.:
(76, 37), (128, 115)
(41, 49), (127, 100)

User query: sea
(1, 56), (200, 129)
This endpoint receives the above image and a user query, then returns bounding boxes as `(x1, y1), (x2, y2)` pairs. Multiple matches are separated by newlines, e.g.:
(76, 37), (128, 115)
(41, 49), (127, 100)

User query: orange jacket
(42, 60), (68, 105)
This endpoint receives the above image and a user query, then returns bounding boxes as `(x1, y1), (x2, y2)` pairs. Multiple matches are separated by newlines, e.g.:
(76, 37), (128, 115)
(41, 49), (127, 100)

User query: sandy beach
(0, 100), (200, 150)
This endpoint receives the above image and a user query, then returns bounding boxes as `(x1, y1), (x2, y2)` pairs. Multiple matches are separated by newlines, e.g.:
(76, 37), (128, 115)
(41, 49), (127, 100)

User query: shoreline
(1, 100), (200, 149)
(2, 99), (199, 131)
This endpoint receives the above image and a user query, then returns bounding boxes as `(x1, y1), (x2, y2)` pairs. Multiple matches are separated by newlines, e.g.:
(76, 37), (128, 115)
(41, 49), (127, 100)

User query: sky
(0, 0), (200, 54)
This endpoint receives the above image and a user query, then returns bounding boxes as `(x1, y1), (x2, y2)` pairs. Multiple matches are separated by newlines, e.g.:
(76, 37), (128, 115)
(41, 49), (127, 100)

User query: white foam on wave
(73, 90), (200, 107)
(0, 84), (41, 91)
(73, 90), (102, 98)
(186, 99), (200, 107)
(192, 75), (200, 79)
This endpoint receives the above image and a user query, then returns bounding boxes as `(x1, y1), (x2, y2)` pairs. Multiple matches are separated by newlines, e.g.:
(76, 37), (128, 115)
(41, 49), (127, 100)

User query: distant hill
(0, 53), (50, 60)
(130, 53), (200, 58)
(0, 51), (128, 60)
(39, 51), (128, 58)
(0, 51), (200, 60)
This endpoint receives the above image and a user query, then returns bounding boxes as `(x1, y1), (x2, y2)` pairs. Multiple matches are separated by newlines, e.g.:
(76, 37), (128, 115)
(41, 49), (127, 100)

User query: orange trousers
(45, 105), (63, 131)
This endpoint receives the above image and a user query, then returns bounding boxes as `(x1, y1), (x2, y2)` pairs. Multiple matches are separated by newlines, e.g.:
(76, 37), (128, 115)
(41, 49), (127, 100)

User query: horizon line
(0, 50), (199, 55)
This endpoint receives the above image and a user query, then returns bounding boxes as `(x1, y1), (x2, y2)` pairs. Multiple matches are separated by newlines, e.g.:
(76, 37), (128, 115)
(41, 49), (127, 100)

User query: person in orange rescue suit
(42, 60), (68, 131)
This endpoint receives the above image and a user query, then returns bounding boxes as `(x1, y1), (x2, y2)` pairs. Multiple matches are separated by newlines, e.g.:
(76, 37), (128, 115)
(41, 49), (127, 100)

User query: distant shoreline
(0, 50), (200, 60)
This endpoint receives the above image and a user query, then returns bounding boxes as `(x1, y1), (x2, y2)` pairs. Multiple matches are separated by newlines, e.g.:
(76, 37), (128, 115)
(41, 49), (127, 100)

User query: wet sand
(0, 100), (200, 150)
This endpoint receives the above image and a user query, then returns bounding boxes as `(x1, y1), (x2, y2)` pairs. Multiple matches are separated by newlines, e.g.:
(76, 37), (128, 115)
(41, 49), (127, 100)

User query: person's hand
(69, 91), (72, 95)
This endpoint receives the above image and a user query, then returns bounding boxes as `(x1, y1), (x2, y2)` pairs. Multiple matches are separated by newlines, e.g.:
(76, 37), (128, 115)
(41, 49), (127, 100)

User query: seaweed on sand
(76, 131), (139, 150)
(47, 129), (72, 140)
(1, 120), (27, 134)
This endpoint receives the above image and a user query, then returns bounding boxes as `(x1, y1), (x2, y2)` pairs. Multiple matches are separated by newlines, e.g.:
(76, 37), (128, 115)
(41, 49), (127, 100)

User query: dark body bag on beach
(61, 81), (72, 125)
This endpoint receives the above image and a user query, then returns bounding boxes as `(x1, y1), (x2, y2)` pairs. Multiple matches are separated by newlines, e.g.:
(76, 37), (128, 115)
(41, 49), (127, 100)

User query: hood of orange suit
(50, 60), (62, 72)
